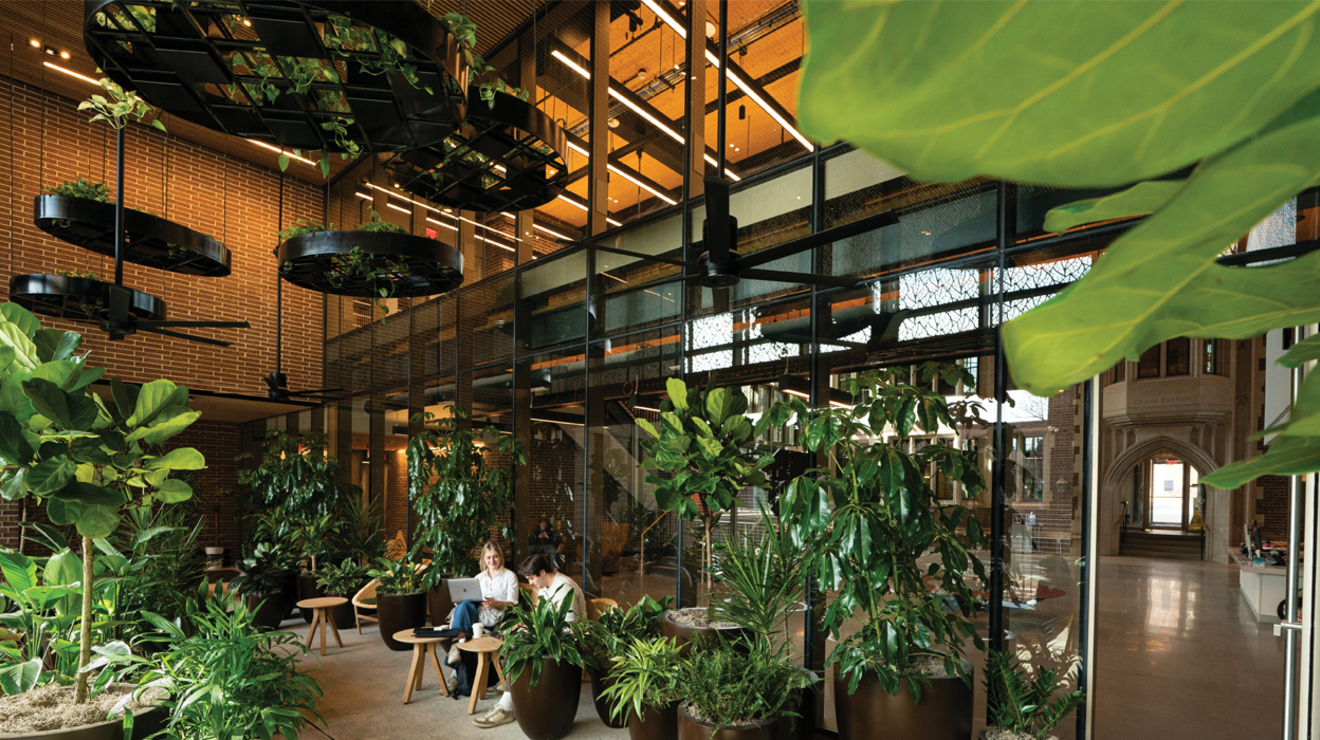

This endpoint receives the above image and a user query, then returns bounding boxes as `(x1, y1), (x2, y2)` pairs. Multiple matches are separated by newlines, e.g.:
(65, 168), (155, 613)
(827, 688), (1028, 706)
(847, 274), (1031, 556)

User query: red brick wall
(0, 77), (325, 395)
(1256, 474), (1290, 541)
(168, 420), (245, 560)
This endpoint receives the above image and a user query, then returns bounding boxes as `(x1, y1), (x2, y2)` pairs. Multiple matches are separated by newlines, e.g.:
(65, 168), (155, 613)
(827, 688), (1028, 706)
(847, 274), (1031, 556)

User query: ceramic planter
(677, 702), (780, 740)
(426, 579), (455, 627)
(509, 657), (583, 740)
(323, 590), (358, 631)
(376, 591), (427, 651)
(660, 609), (749, 654)
(1, 685), (165, 740)
(833, 661), (973, 740)
(627, 701), (679, 740)
(590, 667), (629, 729)
(247, 590), (286, 631)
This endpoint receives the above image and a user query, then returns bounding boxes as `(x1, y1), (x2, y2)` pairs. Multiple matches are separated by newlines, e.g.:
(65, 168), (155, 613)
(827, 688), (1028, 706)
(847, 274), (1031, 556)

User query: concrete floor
(288, 556), (1285, 740)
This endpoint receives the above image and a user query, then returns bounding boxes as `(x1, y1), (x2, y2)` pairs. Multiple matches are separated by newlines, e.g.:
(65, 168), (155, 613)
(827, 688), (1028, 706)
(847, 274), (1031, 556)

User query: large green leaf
(0, 303), (40, 339)
(26, 455), (77, 496)
(43, 548), (80, 587)
(0, 549), (36, 593)
(32, 329), (81, 363)
(153, 478), (193, 504)
(0, 324), (39, 372)
(128, 380), (186, 427)
(128, 407), (200, 446)
(75, 504), (119, 539)
(0, 414), (34, 465)
(798, 1), (1320, 187)
(1203, 435), (1320, 488)
(0, 346), (14, 377)
(1043, 180), (1185, 234)
(1002, 99), (1320, 394)
(145, 447), (205, 471)
(0, 659), (41, 695)
(21, 378), (99, 431)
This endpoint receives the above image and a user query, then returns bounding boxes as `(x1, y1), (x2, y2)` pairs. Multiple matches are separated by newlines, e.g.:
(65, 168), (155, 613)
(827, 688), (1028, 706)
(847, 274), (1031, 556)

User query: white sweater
(476, 567), (519, 628)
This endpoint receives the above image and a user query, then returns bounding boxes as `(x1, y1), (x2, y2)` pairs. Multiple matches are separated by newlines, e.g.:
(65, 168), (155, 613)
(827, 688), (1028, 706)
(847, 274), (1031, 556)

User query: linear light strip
(354, 192), (373, 201)
(639, 0), (813, 151)
(362, 181), (530, 241)
(551, 52), (739, 181)
(43, 60), (99, 86)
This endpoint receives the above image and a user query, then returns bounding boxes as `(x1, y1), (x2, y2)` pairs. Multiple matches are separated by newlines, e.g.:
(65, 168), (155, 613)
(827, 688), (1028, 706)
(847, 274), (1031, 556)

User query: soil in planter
(909, 653), (953, 678)
(983, 730), (1053, 740)
(0, 684), (152, 734)
(668, 607), (738, 630)
(682, 700), (774, 730)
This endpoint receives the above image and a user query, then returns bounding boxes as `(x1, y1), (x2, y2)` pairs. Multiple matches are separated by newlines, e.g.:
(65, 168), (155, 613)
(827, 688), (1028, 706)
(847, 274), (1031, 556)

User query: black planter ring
(9, 273), (166, 323)
(386, 89), (569, 212)
(277, 229), (464, 297)
(34, 195), (231, 277)
(84, 0), (469, 154)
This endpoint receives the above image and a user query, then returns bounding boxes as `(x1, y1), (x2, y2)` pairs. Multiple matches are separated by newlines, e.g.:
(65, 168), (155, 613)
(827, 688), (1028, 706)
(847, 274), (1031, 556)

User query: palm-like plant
(984, 651), (1085, 740)
(709, 506), (804, 655)
(600, 636), (684, 725)
(500, 596), (591, 688)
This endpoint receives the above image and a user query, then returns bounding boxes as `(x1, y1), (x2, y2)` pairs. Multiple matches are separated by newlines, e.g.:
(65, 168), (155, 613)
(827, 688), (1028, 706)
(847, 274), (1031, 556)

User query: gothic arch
(1097, 435), (1221, 558)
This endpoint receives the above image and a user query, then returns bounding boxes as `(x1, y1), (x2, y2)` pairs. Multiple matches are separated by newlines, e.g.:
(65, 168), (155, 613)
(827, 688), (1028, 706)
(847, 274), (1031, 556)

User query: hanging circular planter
(276, 229), (464, 298)
(9, 273), (166, 323)
(385, 89), (569, 212)
(83, 0), (470, 155)
(34, 194), (232, 278)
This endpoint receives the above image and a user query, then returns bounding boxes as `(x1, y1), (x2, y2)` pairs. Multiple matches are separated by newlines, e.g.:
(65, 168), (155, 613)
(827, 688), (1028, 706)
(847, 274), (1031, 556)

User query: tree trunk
(74, 536), (93, 704)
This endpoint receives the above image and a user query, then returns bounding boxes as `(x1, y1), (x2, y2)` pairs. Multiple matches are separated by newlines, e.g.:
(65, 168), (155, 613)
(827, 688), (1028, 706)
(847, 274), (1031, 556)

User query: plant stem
(74, 536), (93, 704)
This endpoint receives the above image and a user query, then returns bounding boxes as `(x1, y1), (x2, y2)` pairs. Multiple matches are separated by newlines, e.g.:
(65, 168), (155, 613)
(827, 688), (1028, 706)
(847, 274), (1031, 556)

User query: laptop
(447, 578), (482, 603)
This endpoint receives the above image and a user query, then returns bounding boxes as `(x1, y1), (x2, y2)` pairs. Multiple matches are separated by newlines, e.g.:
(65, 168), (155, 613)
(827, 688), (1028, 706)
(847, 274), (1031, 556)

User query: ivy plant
(79, 75), (164, 132)
(795, 1), (1320, 488)
(0, 302), (205, 704)
(776, 364), (987, 700)
(406, 406), (526, 581)
(41, 178), (112, 204)
(636, 377), (777, 608)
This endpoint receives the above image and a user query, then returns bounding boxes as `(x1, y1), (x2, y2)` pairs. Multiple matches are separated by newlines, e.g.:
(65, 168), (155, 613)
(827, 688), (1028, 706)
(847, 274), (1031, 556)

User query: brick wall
(1256, 474), (1290, 541)
(169, 420), (244, 560)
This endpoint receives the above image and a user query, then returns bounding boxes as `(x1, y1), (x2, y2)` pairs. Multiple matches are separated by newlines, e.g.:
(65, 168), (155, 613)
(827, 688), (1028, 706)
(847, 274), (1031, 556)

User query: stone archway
(1097, 435), (1224, 560)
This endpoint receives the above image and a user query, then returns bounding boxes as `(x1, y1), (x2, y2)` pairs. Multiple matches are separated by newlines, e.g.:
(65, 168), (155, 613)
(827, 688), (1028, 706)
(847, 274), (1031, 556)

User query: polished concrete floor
(1091, 555), (1285, 739)
(289, 555), (1286, 739)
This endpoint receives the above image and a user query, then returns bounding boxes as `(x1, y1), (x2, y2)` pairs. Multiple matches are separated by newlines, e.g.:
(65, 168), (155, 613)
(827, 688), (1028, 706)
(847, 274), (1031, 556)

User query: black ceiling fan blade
(704, 176), (732, 265)
(137, 326), (233, 347)
(739, 268), (859, 288)
(735, 210), (900, 270)
(136, 320), (251, 329)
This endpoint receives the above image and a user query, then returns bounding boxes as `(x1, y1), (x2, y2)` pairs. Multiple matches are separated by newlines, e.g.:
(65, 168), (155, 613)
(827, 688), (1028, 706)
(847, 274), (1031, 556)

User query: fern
(984, 651), (1085, 739)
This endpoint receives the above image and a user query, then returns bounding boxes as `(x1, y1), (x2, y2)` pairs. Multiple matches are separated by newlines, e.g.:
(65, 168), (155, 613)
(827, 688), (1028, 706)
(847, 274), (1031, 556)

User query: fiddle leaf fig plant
(407, 406), (526, 582)
(0, 302), (204, 704)
(777, 364), (987, 700)
(796, 0), (1320, 488)
(636, 377), (778, 604)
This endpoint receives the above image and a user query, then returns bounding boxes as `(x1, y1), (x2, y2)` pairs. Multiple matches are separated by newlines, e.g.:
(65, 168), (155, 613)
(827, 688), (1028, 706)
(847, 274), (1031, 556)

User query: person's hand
(539, 532), (548, 539)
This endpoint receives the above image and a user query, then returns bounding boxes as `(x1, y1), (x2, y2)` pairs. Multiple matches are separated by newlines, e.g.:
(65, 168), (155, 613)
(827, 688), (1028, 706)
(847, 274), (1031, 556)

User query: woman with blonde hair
(446, 541), (518, 667)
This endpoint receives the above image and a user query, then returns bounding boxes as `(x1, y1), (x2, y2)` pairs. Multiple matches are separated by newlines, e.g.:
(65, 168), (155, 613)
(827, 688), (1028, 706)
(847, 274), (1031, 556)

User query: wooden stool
(392, 629), (451, 704)
(296, 597), (347, 656)
(458, 635), (505, 715)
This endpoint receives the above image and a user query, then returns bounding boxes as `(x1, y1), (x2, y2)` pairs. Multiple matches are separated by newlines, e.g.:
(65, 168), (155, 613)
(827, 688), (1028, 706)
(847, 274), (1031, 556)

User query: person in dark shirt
(527, 517), (560, 568)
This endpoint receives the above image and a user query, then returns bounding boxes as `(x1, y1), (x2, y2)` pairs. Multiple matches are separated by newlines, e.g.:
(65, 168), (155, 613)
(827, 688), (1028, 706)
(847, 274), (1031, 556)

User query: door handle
(1274, 621), (1303, 637)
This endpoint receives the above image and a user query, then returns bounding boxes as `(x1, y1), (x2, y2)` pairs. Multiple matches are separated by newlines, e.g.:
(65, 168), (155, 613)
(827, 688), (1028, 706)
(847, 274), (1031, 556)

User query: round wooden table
(392, 629), (452, 705)
(296, 597), (347, 656)
(458, 635), (505, 715)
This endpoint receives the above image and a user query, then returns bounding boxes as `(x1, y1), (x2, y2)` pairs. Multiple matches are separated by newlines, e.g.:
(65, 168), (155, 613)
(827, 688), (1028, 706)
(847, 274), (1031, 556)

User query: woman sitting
(446, 541), (518, 668)
(472, 553), (585, 729)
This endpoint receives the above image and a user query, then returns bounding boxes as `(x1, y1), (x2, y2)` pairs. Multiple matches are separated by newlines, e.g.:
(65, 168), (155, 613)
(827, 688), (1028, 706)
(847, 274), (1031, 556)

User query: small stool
(297, 597), (347, 656)
(458, 635), (505, 715)
(393, 629), (451, 705)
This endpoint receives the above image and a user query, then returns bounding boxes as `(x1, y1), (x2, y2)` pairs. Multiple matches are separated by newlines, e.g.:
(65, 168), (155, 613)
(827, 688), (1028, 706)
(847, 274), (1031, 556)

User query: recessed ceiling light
(243, 19), (251, 26)
(28, 39), (40, 48)
(59, 51), (70, 60)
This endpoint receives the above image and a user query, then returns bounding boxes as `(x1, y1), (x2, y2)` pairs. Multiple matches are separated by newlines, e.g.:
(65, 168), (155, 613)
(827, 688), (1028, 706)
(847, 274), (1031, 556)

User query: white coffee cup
(473, 623), (484, 638)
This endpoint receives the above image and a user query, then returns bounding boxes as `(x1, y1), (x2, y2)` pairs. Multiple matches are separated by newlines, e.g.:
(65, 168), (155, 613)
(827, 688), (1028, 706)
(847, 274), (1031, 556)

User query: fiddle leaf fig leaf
(26, 455), (77, 497)
(0, 323), (39, 372)
(0, 303), (40, 339)
(1202, 435), (1320, 489)
(145, 447), (205, 471)
(1279, 333), (1320, 368)
(0, 414), (34, 465)
(154, 478), (193, 504)
(1003, 100), (1320, 395)
(75, 504), (119, 540)
(666, 377), (688, 412)
(32, 329), (81, 363)
(798, 1), (1320, 187)
(1043, 180), (1185, 234)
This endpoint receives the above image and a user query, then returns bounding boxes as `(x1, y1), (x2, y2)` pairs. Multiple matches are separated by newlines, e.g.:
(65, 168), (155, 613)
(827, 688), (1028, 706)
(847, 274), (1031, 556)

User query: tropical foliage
(500, 596), (590, 688)
(796, 1), (1320, 488)
(600, 636), (684, 724)
(984, 650), (1085, 740)
(676, 639), (812, 733)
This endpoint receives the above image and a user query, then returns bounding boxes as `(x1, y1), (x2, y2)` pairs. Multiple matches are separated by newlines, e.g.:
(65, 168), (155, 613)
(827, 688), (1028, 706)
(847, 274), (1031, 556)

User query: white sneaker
(472, 706), (515, 728)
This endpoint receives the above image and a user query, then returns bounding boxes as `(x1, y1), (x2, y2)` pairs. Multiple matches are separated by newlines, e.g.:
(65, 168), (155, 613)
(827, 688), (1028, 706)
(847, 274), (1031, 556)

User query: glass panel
(532, 3), (595, 242)
(1165, 337), (1191, 376)
(519, 251), (589, 353)
(1137, 345), (1161, 378)
(523, 350), (587, 589)
(1150, 457), (1185, 528)
(463, 271), (516, 367)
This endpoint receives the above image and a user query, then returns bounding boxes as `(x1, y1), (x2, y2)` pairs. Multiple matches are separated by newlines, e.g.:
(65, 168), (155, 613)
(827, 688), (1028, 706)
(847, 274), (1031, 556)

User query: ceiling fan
(261, 275), (342, 403)
(101, 281), (250, 347)
(583, 177), (900, 290)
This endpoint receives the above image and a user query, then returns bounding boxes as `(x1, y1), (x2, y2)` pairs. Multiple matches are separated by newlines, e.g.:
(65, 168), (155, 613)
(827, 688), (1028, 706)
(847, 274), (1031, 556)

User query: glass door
(1148, 457), (1187, 530)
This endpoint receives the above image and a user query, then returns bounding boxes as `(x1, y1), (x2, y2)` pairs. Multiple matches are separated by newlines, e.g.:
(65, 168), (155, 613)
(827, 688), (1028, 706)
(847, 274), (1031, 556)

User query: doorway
(1145, 455), (1201, 532)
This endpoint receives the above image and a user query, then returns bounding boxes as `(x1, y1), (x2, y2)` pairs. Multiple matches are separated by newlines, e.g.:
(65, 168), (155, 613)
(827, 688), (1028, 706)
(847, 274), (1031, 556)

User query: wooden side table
(458, 635), (505, 715)
(392, 629), (451, 704)
(296, 597), (347, 656)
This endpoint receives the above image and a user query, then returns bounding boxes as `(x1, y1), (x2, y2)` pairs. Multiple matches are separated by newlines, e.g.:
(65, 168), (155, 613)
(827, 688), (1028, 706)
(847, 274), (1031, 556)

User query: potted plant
(294, 513), (337, 622)
(131, 593), (324, 740)
(982, 651), (1085, 740)
(368, 556), (430, 651)
(0, 302), (204, 735)
(407, 407), (525, 626)
(601, 636), (685, 740)
(579, 595), (672, 728)
(232, 542), (299, 631)
(636, 377), (776, 648)
(674, 639), (814, 740)
(316, 558), (369, 631)
(776, 363), (988, 740)
(500, 596), (591, 740)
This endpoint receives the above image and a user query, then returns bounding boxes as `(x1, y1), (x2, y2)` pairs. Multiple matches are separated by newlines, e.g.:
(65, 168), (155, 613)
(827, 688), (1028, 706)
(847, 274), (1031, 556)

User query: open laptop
(447, 578), (482, 603)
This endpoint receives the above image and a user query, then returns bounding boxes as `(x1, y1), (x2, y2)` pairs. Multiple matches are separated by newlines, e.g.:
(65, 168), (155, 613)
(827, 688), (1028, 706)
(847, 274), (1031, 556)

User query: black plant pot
(509, 657), (583, 740)
(376, 591), (427, 651)
(279, 571), (299, 620)
(426, 579), (455, 627)
(677, 702), (780, 740)
(1, 685), (166, 740)
(590, 667), (629, 729)
(627, 701), (679, 740)
(297, 572), (325, 622)
(833, 661), (973, 740)
(324, 592), (358, 631)
(660, 609), (749, 655)
(247, 591), (286, 631)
